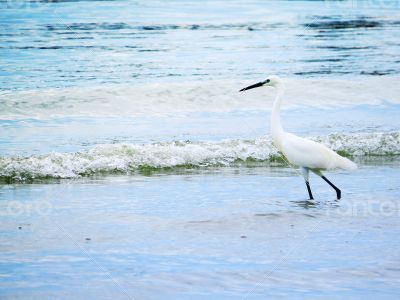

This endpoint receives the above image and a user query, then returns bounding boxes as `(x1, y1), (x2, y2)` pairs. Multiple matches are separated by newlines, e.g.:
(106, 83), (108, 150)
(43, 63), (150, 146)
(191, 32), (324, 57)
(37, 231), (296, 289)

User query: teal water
(1, 0), (400, 90)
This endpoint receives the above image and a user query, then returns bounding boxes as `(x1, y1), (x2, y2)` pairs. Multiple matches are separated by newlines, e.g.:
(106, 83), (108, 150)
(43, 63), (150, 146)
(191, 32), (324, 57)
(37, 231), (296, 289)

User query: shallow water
(1, 0), (400, 299)
(1, 164), (400, 299)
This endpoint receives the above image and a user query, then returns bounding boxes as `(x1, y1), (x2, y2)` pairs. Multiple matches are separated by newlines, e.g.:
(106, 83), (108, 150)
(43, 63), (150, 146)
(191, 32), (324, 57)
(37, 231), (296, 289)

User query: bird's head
(239, 75), (282, 92)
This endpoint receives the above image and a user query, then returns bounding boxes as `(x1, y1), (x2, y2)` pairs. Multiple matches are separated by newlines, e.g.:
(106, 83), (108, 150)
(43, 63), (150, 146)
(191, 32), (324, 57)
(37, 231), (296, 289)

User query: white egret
(240, 76), (357, 200)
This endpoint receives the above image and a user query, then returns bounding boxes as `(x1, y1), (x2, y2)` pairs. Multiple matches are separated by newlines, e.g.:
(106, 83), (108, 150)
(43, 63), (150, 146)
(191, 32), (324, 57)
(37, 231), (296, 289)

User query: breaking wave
(1, 77), (400, 118)
(0, 132), (399, 181)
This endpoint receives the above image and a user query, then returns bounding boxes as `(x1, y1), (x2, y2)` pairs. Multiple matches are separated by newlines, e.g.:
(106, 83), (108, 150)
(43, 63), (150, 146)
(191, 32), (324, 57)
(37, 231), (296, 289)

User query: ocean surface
(1, 0), (400, 299)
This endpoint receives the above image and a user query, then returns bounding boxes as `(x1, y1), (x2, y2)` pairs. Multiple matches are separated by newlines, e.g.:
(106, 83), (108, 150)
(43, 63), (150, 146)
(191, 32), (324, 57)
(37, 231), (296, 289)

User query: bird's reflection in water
(291, 198), (341, 210)
(291, 199), (320, 209)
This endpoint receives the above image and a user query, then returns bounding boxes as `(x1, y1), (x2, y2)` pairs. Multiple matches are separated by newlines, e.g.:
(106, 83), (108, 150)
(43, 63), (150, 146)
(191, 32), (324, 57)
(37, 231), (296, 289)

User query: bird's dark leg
(302, 167), (314, 200)
(321, 176), (341, 200)
(305, 181), (314, 200)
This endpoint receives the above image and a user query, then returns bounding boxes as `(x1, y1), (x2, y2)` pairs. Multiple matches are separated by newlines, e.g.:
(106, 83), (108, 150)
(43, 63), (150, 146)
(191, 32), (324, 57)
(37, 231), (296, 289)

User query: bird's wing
(280, 132), (356, 170)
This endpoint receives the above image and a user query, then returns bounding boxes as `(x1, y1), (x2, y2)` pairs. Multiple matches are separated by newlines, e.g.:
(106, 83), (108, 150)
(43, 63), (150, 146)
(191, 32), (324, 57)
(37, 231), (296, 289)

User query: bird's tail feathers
(337, 156), (357, 171)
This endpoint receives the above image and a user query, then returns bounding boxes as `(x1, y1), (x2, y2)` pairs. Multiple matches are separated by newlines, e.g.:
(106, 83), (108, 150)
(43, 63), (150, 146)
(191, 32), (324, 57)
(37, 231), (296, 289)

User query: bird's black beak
(239, 81), (264, 92)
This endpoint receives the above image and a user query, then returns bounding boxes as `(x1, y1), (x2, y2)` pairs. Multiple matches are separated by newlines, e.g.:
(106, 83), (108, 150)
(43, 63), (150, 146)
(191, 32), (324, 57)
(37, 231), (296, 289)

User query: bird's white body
(269, 76), (357, 172)
(279, 131), (356, 171)
(240, 75), (356, 199)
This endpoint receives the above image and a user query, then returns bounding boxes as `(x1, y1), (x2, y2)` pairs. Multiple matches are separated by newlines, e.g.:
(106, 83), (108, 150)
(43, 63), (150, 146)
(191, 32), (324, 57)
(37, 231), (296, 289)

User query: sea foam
(1, 132), (398, 181)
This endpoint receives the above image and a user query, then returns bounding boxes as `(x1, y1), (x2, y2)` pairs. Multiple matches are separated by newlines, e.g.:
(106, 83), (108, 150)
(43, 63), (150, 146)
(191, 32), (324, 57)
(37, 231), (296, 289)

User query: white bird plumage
(240, 75), (357, 200)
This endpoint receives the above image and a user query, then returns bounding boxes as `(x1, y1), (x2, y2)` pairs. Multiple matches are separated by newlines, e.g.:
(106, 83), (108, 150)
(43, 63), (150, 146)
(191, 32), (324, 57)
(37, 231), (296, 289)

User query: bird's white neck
(271, 82), (285, 149)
